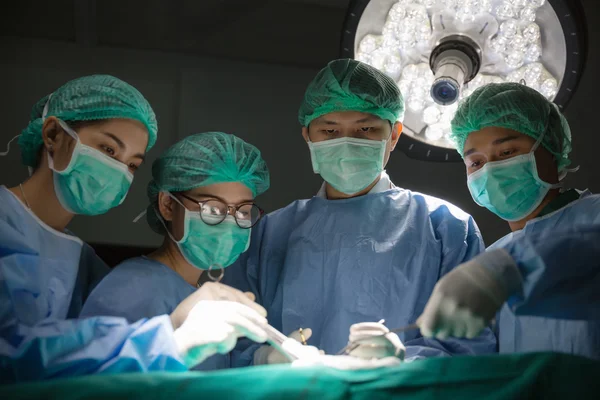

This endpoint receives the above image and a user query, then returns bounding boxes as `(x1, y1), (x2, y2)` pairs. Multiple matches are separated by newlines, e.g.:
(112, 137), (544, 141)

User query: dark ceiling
(1, 0), (597, 71)
(0, 0), (351, 68)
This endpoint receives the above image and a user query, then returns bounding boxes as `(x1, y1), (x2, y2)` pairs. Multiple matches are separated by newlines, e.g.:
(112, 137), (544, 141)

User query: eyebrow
(463, 135), (521, 157)
(317, 116), (378, 125)
(354, 117), (378, 123)
(100, 131), (145, 161)
(319, 120), (340, 125)
(187, 193), (255, 205)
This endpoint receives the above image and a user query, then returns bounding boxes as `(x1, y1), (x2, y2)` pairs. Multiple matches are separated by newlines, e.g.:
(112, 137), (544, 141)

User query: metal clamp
(298, 328), (308, 345)
(207, 264), (224, 282)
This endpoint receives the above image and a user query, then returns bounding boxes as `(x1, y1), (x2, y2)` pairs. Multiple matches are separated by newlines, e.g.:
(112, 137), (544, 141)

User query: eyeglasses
(178, 193), (264, 229)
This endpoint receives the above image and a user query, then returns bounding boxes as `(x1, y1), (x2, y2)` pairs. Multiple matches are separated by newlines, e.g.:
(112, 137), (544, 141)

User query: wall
(1, 35), (598, 248)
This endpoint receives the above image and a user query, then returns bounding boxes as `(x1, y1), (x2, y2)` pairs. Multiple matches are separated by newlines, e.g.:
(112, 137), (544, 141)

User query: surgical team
(0, 59), (597, 382)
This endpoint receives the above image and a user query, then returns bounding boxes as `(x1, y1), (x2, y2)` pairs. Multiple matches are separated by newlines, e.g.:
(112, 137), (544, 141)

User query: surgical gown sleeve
(494, 224), (600, 320)
(0, 220), (186, 382)
(80, 257), (195, 323)
(66, 242), (110, 318)
(221, 251), (263, 367)
(403, 208), (497, 360)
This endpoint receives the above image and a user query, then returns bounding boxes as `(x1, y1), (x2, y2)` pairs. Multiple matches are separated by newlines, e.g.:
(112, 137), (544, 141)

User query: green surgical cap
(451, 82), (572, 171)
(146, 132), (270, 234)
(298, 59), (404, 127)
(19, 75), (158, 167)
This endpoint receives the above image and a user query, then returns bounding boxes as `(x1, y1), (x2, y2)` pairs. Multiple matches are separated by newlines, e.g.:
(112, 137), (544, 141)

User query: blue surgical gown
(81, 257), (229, 370)
(0, 187), (186, 382)
(489, 190), (600, 359)
(223, 188), (497, 364)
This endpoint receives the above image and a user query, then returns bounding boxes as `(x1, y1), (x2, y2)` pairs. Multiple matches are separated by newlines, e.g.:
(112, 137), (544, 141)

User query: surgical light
(341, 0), (587, 162)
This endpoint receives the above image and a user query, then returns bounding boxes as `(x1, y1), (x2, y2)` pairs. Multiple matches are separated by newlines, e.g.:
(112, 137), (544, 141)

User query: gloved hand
(347, 322), (405, 361)
(173, 300), (268, 368)
(170, 282), (265, 329)
(418, 248), (522, 339)
(254, 328), (319, 365)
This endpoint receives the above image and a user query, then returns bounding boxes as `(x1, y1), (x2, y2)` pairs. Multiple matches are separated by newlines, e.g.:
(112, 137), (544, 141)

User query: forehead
(186, 182), (253, 200)
(87, 118), (147, 134)
(311, 111), (385, 125)
(80, 118), (148, 145)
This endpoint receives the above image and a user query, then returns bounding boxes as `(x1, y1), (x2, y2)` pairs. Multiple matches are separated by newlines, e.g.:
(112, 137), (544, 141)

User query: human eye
(128, 162), (140, 173)
(101, 145), (116, 156)
(499, 149), (516, 157)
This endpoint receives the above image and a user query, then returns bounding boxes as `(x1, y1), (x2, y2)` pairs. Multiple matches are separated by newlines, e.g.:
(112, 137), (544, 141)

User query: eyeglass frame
(176, 192), (264, 229)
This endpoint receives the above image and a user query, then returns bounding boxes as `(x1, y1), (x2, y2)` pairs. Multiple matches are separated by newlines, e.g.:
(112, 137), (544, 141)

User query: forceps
(262, 324), (303, 361)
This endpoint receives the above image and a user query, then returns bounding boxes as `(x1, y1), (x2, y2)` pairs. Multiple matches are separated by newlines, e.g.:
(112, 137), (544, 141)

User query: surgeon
(223, 59), (497, 365)
(0, 76), (269, 382)
(418, 82), (600, 360)
(81, 131), (271, 370)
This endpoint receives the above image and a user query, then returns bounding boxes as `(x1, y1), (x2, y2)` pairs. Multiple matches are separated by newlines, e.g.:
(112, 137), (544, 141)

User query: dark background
(1, 0), (598, 266)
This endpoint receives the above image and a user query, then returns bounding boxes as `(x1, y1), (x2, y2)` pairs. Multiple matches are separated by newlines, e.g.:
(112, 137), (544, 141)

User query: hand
(418, 249), (521, 339)
(347, 322), (405, 361)
(254, 328), (319, 365)
(173, 300), (268, 368)
(170, 282), (266, 329)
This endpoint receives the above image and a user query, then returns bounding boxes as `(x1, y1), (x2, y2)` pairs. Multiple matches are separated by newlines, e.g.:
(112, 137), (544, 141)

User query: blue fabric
(0, 187), (186, 382)
(81, 257), (195, 322)
(488, 190), (600, 360)
(66, 242), (111, 318)
(81, 257), (229, 371)
(223, 188), (497, 364)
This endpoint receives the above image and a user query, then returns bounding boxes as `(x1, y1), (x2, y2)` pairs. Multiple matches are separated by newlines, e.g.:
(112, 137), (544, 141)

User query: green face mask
(164, 194), (251, 270)
(49, 120), (133, 215)
(308, 137), (387, 195)
(467, 136), (561, 221)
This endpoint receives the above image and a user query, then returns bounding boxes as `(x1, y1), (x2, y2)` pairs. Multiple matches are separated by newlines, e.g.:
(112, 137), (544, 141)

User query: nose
(486, 154), (499, 163)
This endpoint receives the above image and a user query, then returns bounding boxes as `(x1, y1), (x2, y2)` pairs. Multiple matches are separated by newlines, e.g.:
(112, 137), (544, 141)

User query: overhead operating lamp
(341, 0), (587, 161)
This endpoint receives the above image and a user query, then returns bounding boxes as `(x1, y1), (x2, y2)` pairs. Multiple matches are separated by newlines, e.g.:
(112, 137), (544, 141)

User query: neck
(325, 174), (382, 200)
(9, 165), (74, 232)
(508, 188), (560, 232)
(148, 238), (203, 287)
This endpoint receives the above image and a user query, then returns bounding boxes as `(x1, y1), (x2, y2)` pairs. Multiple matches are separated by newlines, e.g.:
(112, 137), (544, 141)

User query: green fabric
(146, 132), (270, 234)
(451, 82), (572, 171)
(298, 59), (404, 127)
(19, 75), (158, 167)
(537, 189), (580, 218)
(3, 353), (600, 400)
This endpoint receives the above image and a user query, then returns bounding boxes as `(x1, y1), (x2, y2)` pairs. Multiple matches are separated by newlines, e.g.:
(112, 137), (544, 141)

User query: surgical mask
(164, 194), (251, 270)
(308, 137), (387, 195)
(467, 136), (561, 222)
(48, 120), (133, 215)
